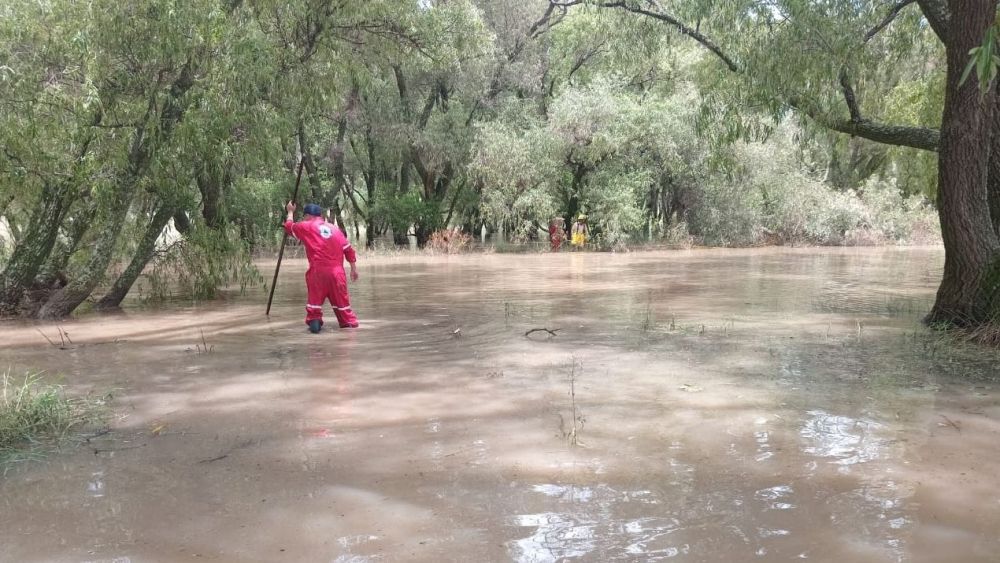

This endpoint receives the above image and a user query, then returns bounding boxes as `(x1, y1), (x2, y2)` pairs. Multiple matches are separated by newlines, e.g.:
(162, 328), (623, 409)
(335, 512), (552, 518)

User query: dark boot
(308, 319), (322, 334)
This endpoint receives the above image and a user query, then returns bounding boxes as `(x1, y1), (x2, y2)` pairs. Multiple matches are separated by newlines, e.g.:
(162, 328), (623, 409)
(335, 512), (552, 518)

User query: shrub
(427, 228), (473, 254)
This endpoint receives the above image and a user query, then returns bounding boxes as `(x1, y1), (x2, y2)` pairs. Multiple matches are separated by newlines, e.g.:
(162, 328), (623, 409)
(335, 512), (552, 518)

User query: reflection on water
(506, 403), (917, 560)
(509, 509), (690, 562)
(510, 512), (596, 562)
(509, 484), (688, 561)
(800, 410), (885, 468)
(87, 471), (106, 498)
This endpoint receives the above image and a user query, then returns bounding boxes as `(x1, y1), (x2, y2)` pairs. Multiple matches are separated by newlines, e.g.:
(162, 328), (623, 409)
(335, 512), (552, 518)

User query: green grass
(1, 370), (107, 469)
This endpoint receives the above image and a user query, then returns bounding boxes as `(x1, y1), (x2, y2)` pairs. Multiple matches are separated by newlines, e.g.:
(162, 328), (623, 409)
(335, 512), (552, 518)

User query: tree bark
(95, 204), (173, 309)
(989, 92), (1000, 237)
(927, 0), (1000, 325)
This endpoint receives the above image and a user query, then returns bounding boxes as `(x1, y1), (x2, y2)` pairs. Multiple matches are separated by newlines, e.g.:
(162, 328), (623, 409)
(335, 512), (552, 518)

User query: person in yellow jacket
(571, 214), (589, 247)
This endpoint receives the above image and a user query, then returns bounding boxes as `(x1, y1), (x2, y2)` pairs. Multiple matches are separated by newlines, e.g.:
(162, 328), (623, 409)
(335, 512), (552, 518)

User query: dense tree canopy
(0, 0), (993, 330)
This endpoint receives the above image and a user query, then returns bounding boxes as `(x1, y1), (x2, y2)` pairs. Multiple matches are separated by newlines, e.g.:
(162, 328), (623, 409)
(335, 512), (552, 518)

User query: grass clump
(1, 370), (107, 468)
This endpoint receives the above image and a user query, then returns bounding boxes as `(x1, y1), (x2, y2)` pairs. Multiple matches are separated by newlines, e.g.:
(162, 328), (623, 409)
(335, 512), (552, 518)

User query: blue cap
(303, 203), (323, 217)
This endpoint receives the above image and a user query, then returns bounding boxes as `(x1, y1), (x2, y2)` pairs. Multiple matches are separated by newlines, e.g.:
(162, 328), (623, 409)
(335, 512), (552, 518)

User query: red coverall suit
(284, 217), (359, 328)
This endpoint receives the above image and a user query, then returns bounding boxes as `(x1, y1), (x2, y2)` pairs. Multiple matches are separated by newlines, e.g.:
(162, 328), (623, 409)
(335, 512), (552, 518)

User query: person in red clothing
(548, 216), (566, 252)
(284, 201), (359, 333)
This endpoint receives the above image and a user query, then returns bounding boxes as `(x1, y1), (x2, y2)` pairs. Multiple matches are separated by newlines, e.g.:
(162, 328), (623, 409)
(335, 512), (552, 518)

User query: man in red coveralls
(284, 202), (359, 334)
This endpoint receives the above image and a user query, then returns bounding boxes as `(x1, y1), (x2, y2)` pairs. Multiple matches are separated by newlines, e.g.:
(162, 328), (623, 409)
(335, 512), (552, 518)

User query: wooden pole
(265, 159), (306, 316)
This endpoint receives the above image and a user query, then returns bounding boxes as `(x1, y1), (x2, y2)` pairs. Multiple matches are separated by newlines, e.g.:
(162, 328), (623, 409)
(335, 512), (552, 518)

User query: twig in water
(36, 328), (73, 349)
(80, 428), (112, 443)
(36, 329), (58, 347)
(938, 414), (961, 432)
(93, 444), (146, 454)
(196, 329), (214, 354)
(564, 357), (586, 447)
(525, 328), (561, 338)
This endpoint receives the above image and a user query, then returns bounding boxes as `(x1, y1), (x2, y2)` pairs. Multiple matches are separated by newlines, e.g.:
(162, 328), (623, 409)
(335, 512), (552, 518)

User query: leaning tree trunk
(95, 205), (173, 309)
(0, 192), (14, 220)
(37, 59), (195, 319)
(35, 202), (96, 288)
(36, 182), (137, 319)
(927, 0), (1000, 325)
(0, 185), (72, 315)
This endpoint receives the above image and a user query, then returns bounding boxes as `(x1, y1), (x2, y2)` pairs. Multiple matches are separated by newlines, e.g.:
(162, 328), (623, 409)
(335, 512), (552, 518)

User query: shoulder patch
(318, 224), (333, 239)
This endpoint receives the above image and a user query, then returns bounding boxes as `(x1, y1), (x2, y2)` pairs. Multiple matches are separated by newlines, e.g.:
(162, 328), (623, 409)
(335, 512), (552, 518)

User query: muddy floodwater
(2, 247), (1000, 563)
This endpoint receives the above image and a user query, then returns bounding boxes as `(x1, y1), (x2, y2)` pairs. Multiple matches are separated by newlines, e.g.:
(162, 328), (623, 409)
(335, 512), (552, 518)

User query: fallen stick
(36, 329), (58, 347)
(93, 444), (146, 454)
(525, 328), (561, 337)
(938, 414), (962, 432)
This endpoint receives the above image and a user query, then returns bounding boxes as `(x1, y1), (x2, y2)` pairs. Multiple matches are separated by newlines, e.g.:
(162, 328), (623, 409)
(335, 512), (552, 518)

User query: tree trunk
(36, 176), (139, 319)
(363, 132), (379, 249)
(36, 58), (196, 318)
(173, 211), (192, 235)
(197, 159), (231, 230)
(95, 205), (173, 309)
(564, 162), (587, 228)
(0, 185), (71, 315)
(297, 122), (324, 203)
(989, 92), (1000, 237)
(35, 202), (96, 288)
(414, 221), (432, 248)
(393, 159), (412, 246)
(328, 87), (358, 232)
(0, 192), (14, 219)
(927, 0), (1000, 325)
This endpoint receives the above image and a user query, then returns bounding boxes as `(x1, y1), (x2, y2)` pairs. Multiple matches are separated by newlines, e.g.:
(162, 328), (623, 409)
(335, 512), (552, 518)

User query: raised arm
(283, 201), (296, 236)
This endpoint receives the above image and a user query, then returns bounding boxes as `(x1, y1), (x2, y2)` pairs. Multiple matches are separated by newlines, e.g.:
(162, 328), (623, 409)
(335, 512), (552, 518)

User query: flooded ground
(1, 247), (999, 562)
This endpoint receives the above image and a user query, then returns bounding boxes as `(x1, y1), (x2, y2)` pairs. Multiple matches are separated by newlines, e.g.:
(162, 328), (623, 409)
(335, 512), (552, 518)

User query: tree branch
(915, 0), (950, 42)
(790, 97), (940, 151)
(528, 2), (562, 39)
(568, 41), (608, 84)
(864, 0), (916, 42)
(551, 0), (739, 71)
(839, 68), (863, 122)
(558, 0), (942, 152)
(341, 175), (368, 222)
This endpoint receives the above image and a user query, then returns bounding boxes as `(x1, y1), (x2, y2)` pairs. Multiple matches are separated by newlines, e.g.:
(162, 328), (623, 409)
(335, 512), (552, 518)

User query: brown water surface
(1, 247), (999, 562)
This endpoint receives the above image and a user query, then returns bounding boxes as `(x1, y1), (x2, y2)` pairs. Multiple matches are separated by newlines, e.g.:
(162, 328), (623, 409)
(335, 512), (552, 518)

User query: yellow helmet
(578, 214), (587, 220)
